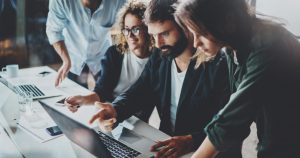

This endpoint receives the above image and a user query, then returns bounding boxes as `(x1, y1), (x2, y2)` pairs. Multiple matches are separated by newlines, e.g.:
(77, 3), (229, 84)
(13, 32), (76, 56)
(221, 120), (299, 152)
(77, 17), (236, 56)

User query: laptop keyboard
(97, 131), (141, 158)
(18, 84), (45, 97)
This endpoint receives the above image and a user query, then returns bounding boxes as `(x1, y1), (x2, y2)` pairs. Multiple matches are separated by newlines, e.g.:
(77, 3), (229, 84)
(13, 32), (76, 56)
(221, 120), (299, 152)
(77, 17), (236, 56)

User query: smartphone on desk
(37, 71), (51, 77)
(46, 126), (63, 136)
(55, 98), (66, 106)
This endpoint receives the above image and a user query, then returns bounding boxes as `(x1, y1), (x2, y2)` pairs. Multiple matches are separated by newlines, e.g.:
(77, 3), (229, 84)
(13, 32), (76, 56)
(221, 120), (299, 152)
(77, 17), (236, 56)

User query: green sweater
(205, 22), (300, 158)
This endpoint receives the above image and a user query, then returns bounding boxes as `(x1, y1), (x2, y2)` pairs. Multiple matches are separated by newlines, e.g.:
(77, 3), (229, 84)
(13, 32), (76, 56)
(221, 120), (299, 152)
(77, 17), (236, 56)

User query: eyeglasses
(121, 26), (142, 36)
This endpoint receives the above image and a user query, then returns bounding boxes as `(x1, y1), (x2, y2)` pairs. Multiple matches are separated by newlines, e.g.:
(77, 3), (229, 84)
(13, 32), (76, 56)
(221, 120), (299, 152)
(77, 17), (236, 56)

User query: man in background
(46, 0), (125, 87)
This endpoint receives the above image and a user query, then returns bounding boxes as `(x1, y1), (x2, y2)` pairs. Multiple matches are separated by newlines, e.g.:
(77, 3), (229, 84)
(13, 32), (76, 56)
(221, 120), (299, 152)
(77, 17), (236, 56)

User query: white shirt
(113, 52), (149, 98)
(46, 0), (126, 75)
(170, 59), (187, 131)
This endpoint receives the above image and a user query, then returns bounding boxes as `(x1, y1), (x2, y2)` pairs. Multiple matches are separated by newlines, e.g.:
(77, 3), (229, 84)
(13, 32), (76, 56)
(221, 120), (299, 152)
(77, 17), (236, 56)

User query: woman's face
(123, 13), (147, 53)
(187, 25), (223, 57)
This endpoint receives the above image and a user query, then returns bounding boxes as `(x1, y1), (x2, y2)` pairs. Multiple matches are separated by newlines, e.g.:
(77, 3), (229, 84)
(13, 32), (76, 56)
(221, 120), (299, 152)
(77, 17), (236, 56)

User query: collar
(223, 46), (251, 66)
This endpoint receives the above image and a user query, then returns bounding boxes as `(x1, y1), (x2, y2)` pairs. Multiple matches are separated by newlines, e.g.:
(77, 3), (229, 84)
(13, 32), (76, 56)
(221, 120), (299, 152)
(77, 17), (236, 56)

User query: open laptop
(0, 84), (25, 158)
(39, 100), (156, 158)
(0, 73), (63, 100)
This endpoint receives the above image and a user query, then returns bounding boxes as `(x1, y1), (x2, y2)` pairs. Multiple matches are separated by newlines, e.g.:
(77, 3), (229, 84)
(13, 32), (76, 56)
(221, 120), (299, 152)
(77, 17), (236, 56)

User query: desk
(0, 66), (193, 158)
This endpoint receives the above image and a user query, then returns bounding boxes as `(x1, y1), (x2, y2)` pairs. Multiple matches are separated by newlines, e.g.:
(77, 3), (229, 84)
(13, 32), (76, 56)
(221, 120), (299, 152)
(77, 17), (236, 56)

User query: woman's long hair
(174, 0), (256, 51)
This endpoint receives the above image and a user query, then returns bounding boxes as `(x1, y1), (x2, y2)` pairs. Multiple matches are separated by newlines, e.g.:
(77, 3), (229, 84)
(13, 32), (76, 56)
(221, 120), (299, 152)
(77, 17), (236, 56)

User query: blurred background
(0, 0), (59, 69)
(0, 0), (299, 70)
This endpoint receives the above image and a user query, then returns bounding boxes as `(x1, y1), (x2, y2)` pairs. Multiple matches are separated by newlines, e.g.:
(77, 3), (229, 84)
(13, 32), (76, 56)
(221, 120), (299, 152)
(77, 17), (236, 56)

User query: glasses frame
(121, 25), (144, 36)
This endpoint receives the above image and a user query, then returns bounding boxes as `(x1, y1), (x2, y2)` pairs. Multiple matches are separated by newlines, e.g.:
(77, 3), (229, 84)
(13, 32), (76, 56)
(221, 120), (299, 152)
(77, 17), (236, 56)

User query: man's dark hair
(144, 0), (177, 24)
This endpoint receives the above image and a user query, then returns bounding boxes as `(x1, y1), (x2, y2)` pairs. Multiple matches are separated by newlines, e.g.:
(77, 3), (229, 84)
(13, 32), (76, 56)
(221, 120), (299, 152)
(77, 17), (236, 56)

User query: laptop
(0, 73), (63, 100)
(0, 84), (25, 158)
(39, 100), (156, 158)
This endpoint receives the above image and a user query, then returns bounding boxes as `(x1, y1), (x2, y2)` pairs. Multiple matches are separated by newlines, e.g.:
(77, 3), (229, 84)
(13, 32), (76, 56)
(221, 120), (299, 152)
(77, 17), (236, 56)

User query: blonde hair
(191, 49), (208, 69)
(115, 1), (152, 53)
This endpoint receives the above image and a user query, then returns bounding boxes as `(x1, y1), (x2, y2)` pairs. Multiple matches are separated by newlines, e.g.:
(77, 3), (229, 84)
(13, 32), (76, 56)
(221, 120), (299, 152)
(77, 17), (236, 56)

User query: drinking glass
(15, 89), (33, 114)
(13, 86), (48, 128)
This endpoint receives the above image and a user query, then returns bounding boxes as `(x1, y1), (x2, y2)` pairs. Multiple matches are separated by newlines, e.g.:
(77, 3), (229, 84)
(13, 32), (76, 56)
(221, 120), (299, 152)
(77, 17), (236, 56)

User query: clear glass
(13, 86), (48, 128)
(15, 87), (33, 114)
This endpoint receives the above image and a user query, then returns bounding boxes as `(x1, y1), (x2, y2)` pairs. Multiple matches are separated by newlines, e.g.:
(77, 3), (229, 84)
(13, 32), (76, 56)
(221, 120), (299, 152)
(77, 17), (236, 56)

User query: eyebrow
(150, 29), (171, 37)
(124, 25), (143, 29)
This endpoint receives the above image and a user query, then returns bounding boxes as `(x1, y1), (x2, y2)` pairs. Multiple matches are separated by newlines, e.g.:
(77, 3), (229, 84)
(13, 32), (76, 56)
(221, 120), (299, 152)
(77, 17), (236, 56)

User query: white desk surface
(0, 66), (193, 158)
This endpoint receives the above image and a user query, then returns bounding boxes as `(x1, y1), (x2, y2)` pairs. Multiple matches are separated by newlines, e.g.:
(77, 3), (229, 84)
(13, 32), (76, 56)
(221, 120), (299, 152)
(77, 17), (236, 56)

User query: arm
(46, 0), (68, 45)
(46, 0), (70, 86)
(52, 41), (71, 86)
(93, 46), (123, 102)
(192, 137), (219, 158)
(65, 92), (101, 113)
(204, 48), (272, 152)
(151, 135), (194, 158)
(65, 46), (121, 112)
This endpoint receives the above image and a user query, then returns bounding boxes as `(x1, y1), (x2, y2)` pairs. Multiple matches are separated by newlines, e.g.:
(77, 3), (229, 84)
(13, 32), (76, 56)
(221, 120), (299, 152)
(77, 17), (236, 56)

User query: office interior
(1, 0), (299, 158)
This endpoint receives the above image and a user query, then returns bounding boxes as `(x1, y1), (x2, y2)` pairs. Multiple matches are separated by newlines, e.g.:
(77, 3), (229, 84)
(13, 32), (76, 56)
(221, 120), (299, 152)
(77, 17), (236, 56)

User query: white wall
(256, 0), (300, 37)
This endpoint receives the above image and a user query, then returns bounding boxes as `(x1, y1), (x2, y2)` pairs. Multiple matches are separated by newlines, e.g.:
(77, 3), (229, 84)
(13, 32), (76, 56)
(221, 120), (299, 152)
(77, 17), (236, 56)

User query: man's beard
(160, 31), (188, 58)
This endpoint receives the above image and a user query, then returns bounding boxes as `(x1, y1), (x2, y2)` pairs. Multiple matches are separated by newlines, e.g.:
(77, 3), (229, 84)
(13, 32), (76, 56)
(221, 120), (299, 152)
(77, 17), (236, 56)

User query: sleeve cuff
(46, 31), (65, 45)
(112, 102), (128, 122)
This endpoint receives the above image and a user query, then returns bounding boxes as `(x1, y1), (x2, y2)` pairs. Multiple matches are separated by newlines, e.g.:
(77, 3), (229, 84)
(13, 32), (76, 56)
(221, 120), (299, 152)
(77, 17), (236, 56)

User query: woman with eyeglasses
(64, 1), (154, 122)
(175, 0), (300, 158)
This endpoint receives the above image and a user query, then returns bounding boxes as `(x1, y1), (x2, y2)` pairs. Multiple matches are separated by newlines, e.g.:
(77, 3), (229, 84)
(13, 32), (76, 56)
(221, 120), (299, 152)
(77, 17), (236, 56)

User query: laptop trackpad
(119, 128), (142, 143)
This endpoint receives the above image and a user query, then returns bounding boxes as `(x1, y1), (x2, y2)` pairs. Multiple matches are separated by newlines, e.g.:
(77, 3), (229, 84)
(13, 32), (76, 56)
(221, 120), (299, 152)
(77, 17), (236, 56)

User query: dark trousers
(68, 65), (99, 89)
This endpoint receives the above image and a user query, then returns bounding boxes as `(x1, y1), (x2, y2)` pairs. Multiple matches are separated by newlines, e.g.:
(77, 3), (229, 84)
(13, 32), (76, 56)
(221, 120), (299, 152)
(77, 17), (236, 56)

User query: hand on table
(151, 135), (194, 158)
(55, 61), (71, 87)
(64, 95), (86, 112)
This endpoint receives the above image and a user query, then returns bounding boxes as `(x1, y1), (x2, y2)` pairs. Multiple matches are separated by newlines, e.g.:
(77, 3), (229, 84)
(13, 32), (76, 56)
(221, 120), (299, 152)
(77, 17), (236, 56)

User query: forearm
(52, 41), (70, 63)
(192, 137), (219, 158)
(84, 92), (101, 105)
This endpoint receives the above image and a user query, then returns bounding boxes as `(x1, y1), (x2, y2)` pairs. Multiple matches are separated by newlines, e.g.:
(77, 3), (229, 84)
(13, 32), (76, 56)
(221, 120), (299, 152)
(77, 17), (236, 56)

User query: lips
(198, 47), (208, 53)
(128, 38), (138, 43)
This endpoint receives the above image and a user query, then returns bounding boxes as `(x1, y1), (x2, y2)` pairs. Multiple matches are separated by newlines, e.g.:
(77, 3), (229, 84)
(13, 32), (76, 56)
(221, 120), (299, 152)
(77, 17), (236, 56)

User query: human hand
(89, 102), (117, 132)
(64, 95), (86, 113)
(55, 60), (71, 87)
(151, 135), (194, 158)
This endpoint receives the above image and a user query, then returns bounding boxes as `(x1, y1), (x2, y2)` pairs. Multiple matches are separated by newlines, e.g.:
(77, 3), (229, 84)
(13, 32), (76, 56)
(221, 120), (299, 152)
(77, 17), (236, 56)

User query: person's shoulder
(104, 45), (124, 58)
(250, 20), (290, 51)
(49, 0), (75, 10)
(103, 0), (126, 9)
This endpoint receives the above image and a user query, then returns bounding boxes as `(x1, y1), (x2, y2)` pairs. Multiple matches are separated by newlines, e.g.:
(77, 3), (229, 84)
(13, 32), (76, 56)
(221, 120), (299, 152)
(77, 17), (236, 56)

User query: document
(17, 102), (62, 143)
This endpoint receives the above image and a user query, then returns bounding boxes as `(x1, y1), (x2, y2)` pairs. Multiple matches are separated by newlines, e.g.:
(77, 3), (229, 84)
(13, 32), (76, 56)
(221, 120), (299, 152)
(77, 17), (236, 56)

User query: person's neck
(132, 47), (150, 59)
(174, 46), (193, 72)
(85, 0), (102, 14)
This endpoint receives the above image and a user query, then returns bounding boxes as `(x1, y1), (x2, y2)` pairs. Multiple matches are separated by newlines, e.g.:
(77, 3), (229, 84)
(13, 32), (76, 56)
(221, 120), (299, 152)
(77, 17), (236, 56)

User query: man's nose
(154, 35), (164, 48)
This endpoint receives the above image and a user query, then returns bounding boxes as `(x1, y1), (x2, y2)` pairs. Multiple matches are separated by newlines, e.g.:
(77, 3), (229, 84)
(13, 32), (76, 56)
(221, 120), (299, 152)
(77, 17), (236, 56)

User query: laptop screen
(39, 101), (112, 158)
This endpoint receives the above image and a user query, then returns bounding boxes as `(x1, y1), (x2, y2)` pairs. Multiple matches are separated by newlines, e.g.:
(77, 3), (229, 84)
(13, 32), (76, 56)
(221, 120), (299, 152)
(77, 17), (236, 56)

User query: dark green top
(205, 21), (300, 158)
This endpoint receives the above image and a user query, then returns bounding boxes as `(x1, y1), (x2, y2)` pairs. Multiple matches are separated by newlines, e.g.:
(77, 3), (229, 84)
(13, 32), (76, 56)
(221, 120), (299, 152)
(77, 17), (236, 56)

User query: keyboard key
(97, 131), (141, 158)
